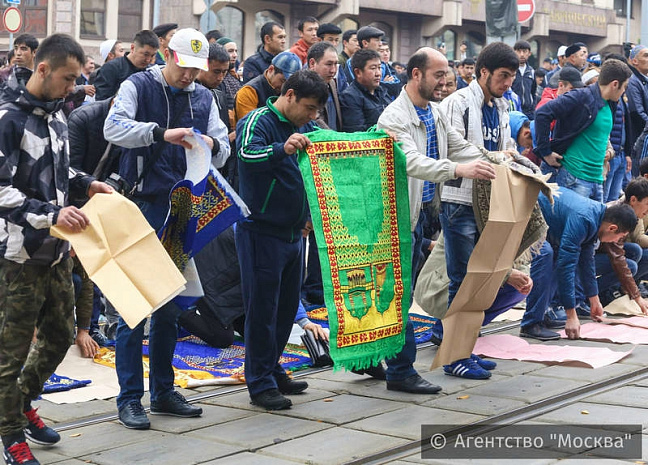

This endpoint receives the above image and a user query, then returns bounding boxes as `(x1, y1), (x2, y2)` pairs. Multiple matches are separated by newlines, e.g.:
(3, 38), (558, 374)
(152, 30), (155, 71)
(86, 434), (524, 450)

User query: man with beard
(375, 47), (500, 392)
(436, 43), (528, 376)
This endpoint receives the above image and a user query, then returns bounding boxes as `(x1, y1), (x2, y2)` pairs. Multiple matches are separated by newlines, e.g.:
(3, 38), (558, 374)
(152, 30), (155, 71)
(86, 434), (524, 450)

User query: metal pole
(9, 32), (13, 51)
(627, 0), (631, 43)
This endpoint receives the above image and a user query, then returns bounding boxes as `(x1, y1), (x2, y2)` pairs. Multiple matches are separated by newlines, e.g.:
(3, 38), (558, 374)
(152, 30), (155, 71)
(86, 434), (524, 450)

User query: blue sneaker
(576, 301), (591, 317)
(471, 353), (496, 370)
(443, 358), (491, 379)
(544, 306), (567, 329)
(429, 319), (443, 346)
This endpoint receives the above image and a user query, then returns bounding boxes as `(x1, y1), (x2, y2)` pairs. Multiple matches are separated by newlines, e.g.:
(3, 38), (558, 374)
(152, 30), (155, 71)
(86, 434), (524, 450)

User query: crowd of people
(0, 17), (646, 465)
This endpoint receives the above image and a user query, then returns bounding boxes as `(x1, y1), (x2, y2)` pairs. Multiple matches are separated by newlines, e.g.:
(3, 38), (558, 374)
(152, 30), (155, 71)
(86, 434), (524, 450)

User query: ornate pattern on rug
(93, 339), (311, 388)
(306, 306), (436, 344)
(299, 130), (411, 371)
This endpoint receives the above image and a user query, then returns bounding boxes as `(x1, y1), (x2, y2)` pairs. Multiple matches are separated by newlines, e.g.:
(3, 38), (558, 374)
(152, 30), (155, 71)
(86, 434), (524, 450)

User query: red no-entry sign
(518, 0), (535, 23)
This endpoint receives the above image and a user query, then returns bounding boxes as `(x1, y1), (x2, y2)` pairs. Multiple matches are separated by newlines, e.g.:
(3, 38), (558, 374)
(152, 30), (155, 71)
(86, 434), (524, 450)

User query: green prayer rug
(298, 130), (412, 371)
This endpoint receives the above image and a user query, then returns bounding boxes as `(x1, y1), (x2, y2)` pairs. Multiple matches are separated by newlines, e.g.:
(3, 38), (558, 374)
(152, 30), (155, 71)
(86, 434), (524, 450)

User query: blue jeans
(439, 202), (479, 305)
(115, 199), (179, 409)
(482, 284), (526, 326)
(522, 241), (556, 329)
(595, 243), (640, 296)
(557, 168), (603, 203)
(603, 155), (626, 202)
(384, 214), (425, 382)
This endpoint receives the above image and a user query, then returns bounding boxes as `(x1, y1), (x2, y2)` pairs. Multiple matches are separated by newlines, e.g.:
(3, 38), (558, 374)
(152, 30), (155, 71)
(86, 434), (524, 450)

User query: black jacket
(511, 64), (536, 120)
(94, 55), (144, 100)
(68, 98), (121, 180)
(535, 83), (614, 158)
(340, 81), (391, 132)
(242, 46), (274, 84)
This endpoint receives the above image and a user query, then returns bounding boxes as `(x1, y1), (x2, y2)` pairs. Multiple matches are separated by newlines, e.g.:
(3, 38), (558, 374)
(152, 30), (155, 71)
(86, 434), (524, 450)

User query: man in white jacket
(436, 42), (533, 378)
(376, 47), (498, 393)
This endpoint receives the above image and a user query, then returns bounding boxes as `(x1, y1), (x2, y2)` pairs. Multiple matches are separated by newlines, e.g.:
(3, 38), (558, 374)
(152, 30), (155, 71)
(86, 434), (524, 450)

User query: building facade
(0, 0), (638, 65)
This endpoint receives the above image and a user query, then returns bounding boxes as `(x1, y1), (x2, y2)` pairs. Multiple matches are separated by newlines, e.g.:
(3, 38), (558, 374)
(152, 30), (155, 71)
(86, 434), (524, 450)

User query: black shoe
(23, 408), (59, 446)
(150, 391), (202, 418)
(275, 373), (308, 395)
(2, 437), (39, 465)
(352, 363), (387, 380)
(520, 323), (560, 341)
(386, 374), (442, 394)
(118, 401), (150, 430)
(638, 282), (648, 299)
(89, 330), (111, 347)
(250, 388), (292, 410)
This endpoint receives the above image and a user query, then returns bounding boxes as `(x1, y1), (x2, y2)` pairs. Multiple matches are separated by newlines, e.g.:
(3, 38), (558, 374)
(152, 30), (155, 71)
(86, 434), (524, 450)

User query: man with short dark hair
(243, 21), (287, 84)
(205, 29), (223, 43)
(0, 33), (113, 465)
(439, 41), (519, 336)
(0, 34), (38, 85)
(456, 58), (474, 89)
(512, 40), (537, 120)
(290, 16), (320, 65)
(152, 23), (178, 66)
(342, 25), (401, 97)
(236, 69), (328, 410)
(340, 49), (391, 132)
(235, 51), (302, 123)
(94, 29), (159, 100)
(307, 42), (342, 130)
(104, 28), (229, 430)
(521, 189), (638, 341)
(339, 29), (359, 66)
(317, 23), (342, 47)
(596, 178), (648, 312)
(535, 59), (632, 202)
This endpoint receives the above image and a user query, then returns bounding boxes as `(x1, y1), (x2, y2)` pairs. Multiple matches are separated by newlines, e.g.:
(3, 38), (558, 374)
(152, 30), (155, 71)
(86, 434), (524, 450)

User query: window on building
(614, 0), (633, 18)
(213, 6), (243, 51)
(337, 18), (359, 34)
(255, 10), (283, 48)
(80, 0), (106, 37)
(118, 0), (143, 41)
(431, 29), (456, 61)
(528, 39), (539, 69)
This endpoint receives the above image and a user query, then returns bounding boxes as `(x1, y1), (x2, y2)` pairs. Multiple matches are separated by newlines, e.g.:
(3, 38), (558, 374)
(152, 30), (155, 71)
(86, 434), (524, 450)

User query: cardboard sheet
(432, 163), (551, 368)
(560, 322), (648, 345)
(51, 193), (186, 329)
(473, 334), (633, 369)
(603, 295), (645, 316)
(40, 345), (138, 404)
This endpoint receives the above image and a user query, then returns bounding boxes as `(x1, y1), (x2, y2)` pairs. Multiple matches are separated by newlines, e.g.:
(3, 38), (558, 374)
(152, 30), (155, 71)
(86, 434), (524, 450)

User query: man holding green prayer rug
(235, 70), (328, 410)
(378, 47), (499, 391)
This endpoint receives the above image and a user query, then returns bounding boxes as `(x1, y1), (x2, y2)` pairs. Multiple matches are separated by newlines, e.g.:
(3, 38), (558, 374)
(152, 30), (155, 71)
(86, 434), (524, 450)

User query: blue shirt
(482, 102), (500, 151)
(415, 104), (439, 204)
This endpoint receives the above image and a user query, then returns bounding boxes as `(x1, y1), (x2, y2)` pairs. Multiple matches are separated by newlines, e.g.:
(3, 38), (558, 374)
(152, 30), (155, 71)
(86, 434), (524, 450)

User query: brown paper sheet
(51, 193), (186, 329)
(602, 295), (645, 316)
(432, 164), (550, 368)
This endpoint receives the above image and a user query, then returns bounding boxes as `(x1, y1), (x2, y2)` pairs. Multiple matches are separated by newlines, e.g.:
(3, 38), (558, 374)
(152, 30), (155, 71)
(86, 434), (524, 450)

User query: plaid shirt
(415, 104), (439, 203)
